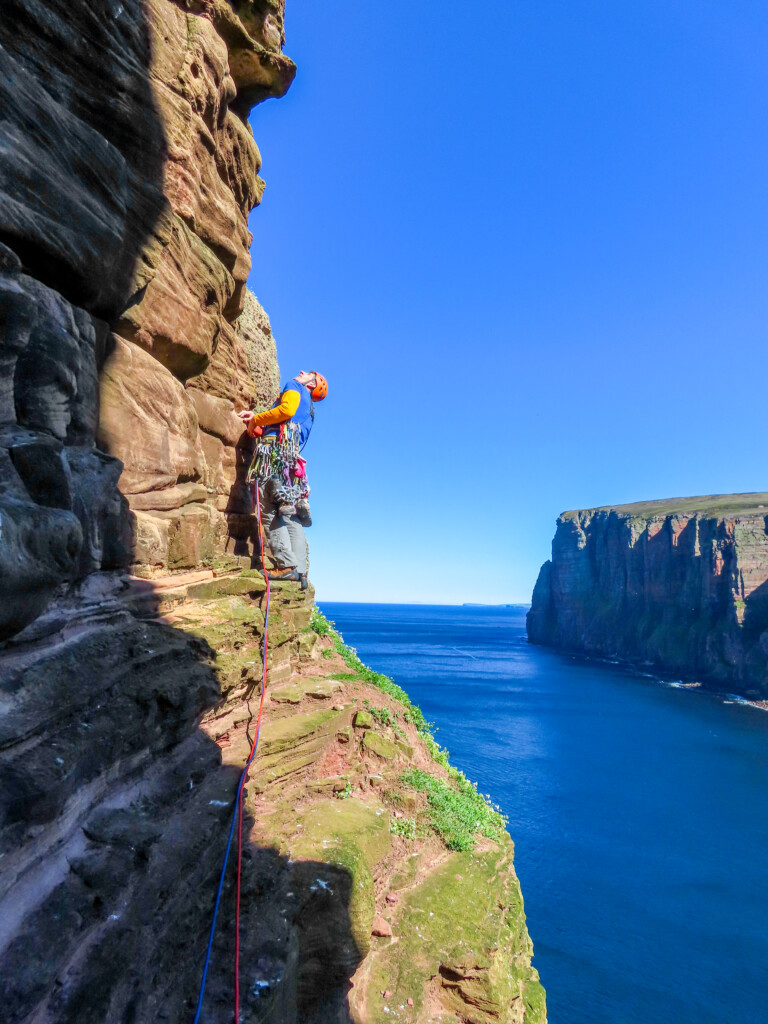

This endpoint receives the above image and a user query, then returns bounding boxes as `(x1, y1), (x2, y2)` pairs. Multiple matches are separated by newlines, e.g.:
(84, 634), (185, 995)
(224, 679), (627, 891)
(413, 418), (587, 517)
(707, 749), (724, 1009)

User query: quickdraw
(246, 422), (300, 483)
(247, 423), (309, 504)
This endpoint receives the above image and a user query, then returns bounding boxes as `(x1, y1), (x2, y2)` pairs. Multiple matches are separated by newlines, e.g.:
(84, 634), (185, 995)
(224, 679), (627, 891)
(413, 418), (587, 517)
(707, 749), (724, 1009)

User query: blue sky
(247, 1), (768, 604)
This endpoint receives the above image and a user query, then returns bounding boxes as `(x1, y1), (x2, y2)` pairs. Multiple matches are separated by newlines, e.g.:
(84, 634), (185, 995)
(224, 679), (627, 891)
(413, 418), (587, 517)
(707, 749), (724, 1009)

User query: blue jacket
(263, 379), (314, 449)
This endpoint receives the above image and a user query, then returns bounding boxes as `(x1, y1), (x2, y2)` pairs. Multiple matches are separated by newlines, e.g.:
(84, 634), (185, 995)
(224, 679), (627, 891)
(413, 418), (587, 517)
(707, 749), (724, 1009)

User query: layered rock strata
(528, 493), (768, 697)
(0, 567), (315, 1022)
(0, 571), (546, 1022)
(0, 0), (293, 638)
(0, 2), (546, 1020)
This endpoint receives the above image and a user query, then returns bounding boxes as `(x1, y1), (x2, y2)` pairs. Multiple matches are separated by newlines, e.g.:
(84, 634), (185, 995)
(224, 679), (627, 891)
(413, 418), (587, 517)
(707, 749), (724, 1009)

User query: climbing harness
(192, 484), (273, 1024)
(246, 422), (300, 484)
(246, 422), (310, 508)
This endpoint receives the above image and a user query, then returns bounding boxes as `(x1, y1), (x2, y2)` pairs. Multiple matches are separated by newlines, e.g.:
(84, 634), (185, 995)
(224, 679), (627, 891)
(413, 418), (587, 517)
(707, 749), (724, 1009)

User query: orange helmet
(310, 371), (328, 401)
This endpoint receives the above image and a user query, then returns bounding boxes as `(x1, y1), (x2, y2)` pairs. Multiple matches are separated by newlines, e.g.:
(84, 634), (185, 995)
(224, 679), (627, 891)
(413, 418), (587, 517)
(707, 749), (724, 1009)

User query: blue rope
(192, 548), (274, 1019)
(192, 766), (247, 1024)
(192, 689), (271, 1022)
(192, 483), (273, 1022)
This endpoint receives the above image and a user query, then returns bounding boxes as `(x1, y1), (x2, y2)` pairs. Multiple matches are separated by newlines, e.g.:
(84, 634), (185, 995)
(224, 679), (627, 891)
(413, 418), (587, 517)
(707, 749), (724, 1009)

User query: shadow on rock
(0, 573), (360, 1022)
(0, 0), (167, 639)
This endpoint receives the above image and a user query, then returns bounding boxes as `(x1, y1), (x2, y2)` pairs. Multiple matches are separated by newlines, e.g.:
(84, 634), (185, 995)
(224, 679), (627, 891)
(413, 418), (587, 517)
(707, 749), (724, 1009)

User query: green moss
(395, 739), (414, 759)
(176, 595), (264, 640)
(187, 576), (265, 601)
(270, 678), (342, 704)
(295, 799), (392, 873)
(362, 730), (400, 761)
(216, 646), (261, 689)
(389, 851), (422, 892)
(258, 708), (339, 756)
(366, 847), (543, 1024)
(290, 800), (393, 957)
(327, 839), (374, 956)
(401, 768), (507, 852)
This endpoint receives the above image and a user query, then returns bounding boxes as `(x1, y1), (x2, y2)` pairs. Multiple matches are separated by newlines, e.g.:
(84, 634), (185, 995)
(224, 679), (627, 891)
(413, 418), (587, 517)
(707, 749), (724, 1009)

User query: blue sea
(319, 602), (768, 1024)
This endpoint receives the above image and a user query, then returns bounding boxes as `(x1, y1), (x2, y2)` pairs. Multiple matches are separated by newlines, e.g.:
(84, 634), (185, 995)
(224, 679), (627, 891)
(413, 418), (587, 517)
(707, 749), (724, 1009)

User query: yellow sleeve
(252, 388), (301, 427)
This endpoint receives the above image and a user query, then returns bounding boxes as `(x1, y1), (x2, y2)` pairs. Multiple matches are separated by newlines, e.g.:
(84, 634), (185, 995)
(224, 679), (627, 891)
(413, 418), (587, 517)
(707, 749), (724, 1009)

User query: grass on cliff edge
(310, 607), (508, 851)
(400, 768), (507, 852)
(311, 607), (431, 733)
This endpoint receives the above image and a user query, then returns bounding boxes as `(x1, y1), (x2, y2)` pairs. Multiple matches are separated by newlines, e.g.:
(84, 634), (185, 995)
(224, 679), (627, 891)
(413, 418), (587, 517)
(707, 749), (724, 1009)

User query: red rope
(234, 483), (272, 1022)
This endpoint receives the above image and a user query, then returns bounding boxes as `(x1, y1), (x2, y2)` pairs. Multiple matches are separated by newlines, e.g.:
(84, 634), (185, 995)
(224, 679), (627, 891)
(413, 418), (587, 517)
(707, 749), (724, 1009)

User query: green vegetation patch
(390, 816), (417, 840)
(360, 700), (409, 739)
(365, 847), (546, 1024)
(401, 768), (507, 852)
(567, 491), (768, 521)
(311, 608), (440, 740)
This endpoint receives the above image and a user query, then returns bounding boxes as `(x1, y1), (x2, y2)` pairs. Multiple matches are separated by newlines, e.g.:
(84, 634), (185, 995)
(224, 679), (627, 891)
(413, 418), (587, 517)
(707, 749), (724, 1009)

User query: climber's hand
(238, 410), (255, 425)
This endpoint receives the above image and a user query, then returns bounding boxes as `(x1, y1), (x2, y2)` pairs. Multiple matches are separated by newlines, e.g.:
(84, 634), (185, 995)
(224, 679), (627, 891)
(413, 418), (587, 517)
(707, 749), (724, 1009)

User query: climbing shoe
(300, 573), (309, 591)
(296, 499), (312, 526)
(277, 502), (297, 517)
(265, 566), (301, 582)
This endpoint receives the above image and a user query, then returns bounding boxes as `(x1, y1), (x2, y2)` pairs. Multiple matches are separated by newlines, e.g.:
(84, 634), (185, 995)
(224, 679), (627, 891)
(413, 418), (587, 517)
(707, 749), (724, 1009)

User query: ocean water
(319, 602), (768, 1024)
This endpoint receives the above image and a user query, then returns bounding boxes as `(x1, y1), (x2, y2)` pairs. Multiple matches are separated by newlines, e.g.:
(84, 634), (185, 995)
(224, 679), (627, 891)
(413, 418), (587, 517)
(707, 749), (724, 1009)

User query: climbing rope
(193, 482), (272, 1024)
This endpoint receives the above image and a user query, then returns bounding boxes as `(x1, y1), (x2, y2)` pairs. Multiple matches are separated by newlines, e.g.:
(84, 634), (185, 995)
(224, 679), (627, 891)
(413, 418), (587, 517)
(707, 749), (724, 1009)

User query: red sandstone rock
(528, 495), (768, 698)
(99, 335), (205, 499)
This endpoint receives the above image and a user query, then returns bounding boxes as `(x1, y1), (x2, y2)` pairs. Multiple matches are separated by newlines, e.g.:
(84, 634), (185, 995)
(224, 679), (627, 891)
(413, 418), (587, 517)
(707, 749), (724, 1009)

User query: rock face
(0, 569), (317, 1023)
(1, 3), (546, 1020)
(528, 493), (768, 697)
(0, 0), (292, 638)
(0, 571), (546, 1022)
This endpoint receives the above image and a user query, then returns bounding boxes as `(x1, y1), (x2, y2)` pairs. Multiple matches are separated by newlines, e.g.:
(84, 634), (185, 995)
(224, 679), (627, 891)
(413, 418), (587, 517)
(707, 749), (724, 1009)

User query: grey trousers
(258, 480), (308, 573)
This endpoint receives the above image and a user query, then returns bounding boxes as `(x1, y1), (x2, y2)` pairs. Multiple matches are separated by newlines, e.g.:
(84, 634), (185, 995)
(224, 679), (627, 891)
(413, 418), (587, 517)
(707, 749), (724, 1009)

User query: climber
(238, 370), (328, 588)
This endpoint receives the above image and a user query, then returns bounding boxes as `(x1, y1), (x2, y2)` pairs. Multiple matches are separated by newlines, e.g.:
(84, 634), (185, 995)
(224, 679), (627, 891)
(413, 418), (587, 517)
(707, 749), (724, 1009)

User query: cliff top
(563, 492), (768, 520)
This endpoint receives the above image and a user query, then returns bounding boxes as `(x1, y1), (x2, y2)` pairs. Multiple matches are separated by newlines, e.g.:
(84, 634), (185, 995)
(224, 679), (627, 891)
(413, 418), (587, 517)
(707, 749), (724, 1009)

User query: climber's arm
(252, 388), (301, 427)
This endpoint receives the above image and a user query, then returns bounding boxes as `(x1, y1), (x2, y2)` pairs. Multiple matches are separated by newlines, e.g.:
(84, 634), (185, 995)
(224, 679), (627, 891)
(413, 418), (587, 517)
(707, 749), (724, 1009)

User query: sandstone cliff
(528, 493), (768, 698)
(0, 2), (545, 1020)
(1, 0), (292, 631)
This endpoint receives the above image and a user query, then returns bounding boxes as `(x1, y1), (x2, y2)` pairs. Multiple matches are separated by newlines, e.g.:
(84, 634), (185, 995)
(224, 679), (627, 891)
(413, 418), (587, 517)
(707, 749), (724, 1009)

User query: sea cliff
(0, 3), (544, 1020)
(528, 493), (768, 698)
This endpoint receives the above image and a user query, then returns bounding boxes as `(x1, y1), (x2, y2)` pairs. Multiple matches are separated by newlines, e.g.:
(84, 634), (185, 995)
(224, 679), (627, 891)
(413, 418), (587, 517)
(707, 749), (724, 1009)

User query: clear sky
(247, 1), (768, 604)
